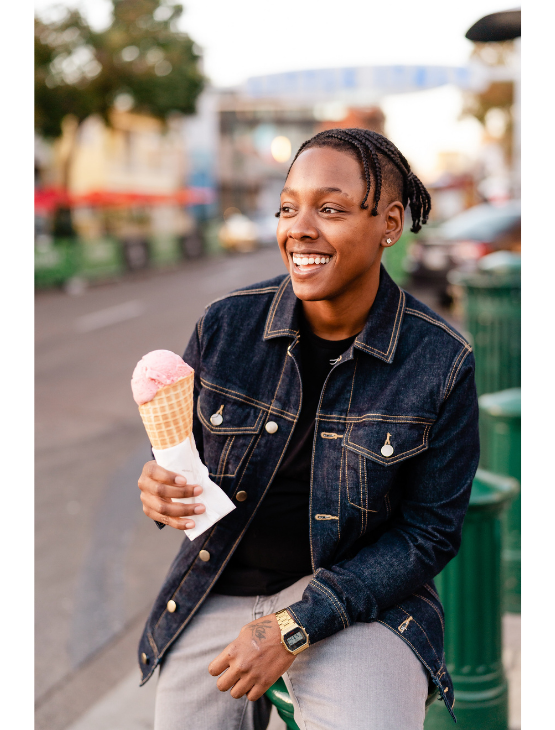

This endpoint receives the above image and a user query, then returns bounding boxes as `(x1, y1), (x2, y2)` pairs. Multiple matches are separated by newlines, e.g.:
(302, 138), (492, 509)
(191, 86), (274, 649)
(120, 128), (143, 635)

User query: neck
(301, 266), (381, 340)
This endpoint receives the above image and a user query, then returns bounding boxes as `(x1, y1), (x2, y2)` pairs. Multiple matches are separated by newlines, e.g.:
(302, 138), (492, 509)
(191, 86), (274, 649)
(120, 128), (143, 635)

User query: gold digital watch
(275, 608), (309, 655)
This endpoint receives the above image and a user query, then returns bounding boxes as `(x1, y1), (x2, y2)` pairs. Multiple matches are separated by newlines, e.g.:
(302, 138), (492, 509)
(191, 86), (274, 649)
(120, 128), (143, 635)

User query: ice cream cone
(138, 372), (194, 450)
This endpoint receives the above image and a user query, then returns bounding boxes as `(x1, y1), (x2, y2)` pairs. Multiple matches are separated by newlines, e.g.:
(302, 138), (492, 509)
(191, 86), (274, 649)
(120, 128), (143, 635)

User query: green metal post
(265, 677), (300, 730)
(479, 389), (521, 613)
(425, 469), (518, 730)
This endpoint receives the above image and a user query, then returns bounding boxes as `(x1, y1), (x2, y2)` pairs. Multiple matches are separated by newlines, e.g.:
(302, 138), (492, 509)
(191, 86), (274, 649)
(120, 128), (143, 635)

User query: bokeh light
(270, 136), (291, 163)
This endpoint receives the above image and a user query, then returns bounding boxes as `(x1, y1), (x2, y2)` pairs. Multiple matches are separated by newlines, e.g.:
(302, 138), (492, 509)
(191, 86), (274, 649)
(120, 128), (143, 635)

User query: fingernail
(193, 486), (203, 496)
(194, 505), (205, 514)
(185, 521), (195, 528)
(175, 476), (187, 485)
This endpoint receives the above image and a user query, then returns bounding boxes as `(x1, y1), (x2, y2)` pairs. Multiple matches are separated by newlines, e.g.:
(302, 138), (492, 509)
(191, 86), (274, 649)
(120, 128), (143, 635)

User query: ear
(380, 201), (404, 248)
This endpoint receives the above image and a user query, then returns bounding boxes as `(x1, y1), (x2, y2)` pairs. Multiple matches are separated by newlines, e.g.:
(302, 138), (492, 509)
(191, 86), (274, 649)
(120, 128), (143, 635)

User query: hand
(208, 614), (296, 701)
(138, 460), (205, 530)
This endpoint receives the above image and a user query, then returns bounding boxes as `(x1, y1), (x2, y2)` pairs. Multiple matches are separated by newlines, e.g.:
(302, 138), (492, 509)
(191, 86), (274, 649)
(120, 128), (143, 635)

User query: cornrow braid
(284, 128), (432, 233)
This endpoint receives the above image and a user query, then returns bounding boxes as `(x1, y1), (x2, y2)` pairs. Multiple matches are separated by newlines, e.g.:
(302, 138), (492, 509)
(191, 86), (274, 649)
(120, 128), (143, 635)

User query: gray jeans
(154, 575), (430, 730)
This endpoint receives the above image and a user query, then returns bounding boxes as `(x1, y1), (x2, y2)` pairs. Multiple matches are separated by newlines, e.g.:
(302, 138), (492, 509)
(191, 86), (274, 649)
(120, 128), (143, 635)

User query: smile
(291, 254), (331, 266)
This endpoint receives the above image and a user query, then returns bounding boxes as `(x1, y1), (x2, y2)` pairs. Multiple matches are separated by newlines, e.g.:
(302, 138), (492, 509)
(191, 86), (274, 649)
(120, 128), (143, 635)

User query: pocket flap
(344, 418), (433, 466)
(198, 385), (266, 435)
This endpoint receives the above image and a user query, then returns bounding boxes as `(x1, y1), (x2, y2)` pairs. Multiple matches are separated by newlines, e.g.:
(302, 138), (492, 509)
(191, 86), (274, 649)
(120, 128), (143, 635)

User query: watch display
(284, 628), (307, 652)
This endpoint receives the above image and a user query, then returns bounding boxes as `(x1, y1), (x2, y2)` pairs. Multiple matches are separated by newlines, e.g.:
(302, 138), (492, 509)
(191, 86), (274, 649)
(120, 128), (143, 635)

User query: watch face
(284, 628), (306, 651)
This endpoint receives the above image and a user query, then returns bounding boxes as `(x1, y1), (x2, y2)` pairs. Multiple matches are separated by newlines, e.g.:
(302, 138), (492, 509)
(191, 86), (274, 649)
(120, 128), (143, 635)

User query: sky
(35, 0), (516, 88)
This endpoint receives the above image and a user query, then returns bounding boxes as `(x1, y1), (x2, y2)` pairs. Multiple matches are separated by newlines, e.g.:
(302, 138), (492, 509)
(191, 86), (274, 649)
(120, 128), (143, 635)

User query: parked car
(404, 200), (521, 304)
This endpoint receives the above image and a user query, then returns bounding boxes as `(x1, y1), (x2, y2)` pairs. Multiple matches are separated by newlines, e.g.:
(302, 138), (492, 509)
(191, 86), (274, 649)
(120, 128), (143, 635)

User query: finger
(217, 668), (242, 693)
(208, 652), (231, 677)
(141, 460), (193, 488)
(230, 678), (255, 700)
(141, 492), (205, 519)
(139, 474), (203, 501)
(246, 684), (267, 702)
(141, 502), (197, 531)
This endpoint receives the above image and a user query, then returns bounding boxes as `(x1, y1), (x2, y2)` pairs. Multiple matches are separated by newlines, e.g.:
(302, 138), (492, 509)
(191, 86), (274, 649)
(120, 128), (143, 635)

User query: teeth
(292, 255), (330, 266)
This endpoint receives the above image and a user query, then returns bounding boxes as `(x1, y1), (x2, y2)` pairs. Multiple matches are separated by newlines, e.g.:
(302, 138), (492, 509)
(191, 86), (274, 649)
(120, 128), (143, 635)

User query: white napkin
(152, 435), (236, 541)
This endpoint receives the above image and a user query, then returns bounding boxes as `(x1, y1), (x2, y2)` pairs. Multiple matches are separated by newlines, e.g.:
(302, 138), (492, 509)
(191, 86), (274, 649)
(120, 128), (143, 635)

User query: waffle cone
(138, 372), (194, 450)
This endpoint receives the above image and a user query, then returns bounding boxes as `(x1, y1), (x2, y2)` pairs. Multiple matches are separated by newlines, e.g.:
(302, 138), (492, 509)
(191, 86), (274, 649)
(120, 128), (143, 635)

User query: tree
(35, 0), (205, 234)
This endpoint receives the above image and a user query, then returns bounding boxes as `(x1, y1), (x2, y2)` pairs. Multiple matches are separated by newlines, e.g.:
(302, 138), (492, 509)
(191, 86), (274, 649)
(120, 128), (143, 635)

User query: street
(35, 247), (519, 730)
(35, 247), (288, 729)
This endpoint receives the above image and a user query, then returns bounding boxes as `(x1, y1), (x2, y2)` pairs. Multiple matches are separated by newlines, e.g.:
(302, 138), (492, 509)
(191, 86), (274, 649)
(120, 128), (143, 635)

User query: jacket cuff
(285, 576), (351, 645)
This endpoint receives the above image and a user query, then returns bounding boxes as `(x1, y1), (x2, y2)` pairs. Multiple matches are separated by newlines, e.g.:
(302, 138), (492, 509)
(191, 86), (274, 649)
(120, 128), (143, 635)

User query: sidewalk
(64, 614), (520, 730)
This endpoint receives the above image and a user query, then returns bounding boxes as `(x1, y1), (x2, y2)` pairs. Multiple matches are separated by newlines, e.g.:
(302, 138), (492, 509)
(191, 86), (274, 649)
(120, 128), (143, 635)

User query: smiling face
(277, 146), (404, 309)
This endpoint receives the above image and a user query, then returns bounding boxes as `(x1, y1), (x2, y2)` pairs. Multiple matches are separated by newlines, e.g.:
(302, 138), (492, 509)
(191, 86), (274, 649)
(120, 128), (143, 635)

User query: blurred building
(36, 109), (198, 244)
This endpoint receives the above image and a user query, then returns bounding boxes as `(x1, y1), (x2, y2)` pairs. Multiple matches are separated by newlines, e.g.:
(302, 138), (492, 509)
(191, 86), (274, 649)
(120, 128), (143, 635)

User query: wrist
(275, 608), (310, 655)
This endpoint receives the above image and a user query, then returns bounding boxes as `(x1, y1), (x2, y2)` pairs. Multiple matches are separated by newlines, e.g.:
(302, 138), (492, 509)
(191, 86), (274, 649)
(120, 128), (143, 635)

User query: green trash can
(424, 469), (519, 730)
(449, 258), (520, 397)
(150, 234), (181, 268)
(78, 237), (125, 282)
(35, 238), (80, 289)
(479, 388), (521, 614)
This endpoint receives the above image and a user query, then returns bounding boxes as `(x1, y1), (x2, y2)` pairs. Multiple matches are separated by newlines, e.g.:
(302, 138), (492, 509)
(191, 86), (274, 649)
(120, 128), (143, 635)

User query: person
(137, 128), (480, 730)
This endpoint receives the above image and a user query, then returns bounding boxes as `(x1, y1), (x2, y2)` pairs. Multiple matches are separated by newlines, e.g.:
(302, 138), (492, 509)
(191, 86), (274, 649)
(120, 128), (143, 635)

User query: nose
(287, 210), (318, 241)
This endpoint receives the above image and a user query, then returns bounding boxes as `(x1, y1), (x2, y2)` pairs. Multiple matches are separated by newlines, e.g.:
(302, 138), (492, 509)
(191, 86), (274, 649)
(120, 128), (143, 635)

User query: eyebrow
(281, 186), (355, 201)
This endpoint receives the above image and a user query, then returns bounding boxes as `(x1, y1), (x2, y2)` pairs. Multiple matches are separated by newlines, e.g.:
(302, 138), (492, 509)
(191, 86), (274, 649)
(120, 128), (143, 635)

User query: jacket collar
(263, 265), (406, 364)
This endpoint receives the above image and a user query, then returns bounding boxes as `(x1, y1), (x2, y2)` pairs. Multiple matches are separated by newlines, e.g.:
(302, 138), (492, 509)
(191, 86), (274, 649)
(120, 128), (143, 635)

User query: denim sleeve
(154, 317), (205, 531)
(287, 347), (480, 645)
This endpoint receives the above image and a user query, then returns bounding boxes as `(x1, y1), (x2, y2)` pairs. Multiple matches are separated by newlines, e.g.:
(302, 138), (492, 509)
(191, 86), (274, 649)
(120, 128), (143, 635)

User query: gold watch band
(275, 609), (309, 655)
(275, 608), (297, 633)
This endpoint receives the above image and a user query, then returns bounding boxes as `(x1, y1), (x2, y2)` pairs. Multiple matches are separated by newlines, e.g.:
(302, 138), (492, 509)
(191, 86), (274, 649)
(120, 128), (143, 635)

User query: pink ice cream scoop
(131, 349), (193, 405)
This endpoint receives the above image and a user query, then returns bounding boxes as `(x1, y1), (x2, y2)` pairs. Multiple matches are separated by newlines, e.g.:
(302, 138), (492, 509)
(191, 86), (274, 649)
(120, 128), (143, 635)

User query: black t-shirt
(213, 316), (357, 596)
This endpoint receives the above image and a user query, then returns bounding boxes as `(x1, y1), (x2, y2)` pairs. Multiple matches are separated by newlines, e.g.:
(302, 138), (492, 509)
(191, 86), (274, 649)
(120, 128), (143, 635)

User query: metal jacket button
(199, 549), (211, 562)
(210, 413), (223, 426)
(265, 421), (278, 434)
(167, 599), (177, 613)
(141, 652), (149, 665)
(236, 491), (247, 502)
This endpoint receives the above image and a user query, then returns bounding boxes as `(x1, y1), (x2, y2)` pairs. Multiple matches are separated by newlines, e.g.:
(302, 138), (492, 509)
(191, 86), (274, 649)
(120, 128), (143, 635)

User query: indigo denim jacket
(138, 265), (480, 722)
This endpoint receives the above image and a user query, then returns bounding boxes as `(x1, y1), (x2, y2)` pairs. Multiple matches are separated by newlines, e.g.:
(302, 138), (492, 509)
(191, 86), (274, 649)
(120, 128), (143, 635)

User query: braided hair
(279, 128), (431, 234)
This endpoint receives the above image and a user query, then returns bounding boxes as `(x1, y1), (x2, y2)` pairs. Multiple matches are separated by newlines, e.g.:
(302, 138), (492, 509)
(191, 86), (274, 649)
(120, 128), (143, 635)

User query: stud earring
(386, 238), (392, 244)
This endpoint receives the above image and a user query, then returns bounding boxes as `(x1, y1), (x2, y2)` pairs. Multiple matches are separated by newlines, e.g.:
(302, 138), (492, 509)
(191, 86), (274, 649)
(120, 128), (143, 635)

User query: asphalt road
(35, 247), (289, 729)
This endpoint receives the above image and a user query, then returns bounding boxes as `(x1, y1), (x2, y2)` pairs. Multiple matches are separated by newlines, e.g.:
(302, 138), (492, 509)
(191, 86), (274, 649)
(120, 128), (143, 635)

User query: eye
(279, 205), (295, 216)
(321, 205), (341, 214)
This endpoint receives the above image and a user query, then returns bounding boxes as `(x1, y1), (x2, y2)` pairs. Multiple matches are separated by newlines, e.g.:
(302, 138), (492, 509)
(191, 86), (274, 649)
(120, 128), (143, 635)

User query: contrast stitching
(414, 593), (445, 635)
(376, 621), (433, 674)
(147, 632), (158, 657)
(209, 435), (257, 479)
(424, 583), (441, 601)
(405, 307), (469, 347)
(265, 276), (293, 337)
(205, 286), (280, 309)
(444, 346), (472, 402)
(200, 379), (271, 410)
(311, 580), (348, 629)
(197, 402), (265, 434)
(353, 288), (405, 360)
(346, 423), (431, 465)
(197, 314), (205, 344)
(319, 413), (434, 425)
(216, 435), (233, 485)
(443, 344), (470, 401)
(396, 605), (440, 664)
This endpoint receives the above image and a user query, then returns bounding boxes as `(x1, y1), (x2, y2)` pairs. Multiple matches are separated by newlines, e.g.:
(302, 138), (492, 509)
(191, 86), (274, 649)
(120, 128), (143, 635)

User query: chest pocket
(343, 418), (433, 512)
(197, 387), (266, 485)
